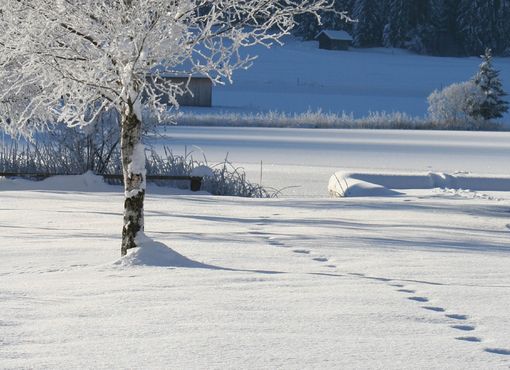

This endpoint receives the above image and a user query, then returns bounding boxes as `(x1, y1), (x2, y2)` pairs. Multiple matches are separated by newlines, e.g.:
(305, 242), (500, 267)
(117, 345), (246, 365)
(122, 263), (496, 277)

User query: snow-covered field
(151, 126), (510, 197)
(2, 128), (510, 368)
(1, 184), (510, 368)
(183, 37), (510, 123)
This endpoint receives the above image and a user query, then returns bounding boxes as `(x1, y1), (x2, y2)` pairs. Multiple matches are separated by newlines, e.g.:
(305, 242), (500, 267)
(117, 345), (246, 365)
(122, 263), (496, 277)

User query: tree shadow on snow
(113, 236), (284, 275)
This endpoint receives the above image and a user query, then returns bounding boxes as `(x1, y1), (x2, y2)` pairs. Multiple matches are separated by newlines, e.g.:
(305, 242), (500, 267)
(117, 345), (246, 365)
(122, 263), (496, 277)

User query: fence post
(190, 177), (202, 192)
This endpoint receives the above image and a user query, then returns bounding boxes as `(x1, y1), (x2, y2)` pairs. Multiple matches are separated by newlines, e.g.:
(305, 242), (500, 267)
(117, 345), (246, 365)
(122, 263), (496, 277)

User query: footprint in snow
(423, 306), (446, 312)
(484, 348), (510, 356)
(313, 257), (329, 262)
(292, 249), (310, 254)
(408, 296), (429, 303)
(248, 230), (267, 236)
(397, 289), (416, 294)
(446, 314), (468, 320)
(369, 277), (393, 282)
(326, 264), (337, 269)
(451, 325), (476, 331)
(267, 238), (287, 247)
(456, 336), (482, 343)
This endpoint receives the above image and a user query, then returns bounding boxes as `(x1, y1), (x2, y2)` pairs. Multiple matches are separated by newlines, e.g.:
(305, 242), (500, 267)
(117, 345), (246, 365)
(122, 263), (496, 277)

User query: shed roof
(316, 30), (353, 42)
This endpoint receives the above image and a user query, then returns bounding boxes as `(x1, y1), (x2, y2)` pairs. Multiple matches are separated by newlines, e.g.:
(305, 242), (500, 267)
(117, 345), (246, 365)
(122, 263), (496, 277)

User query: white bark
(121, 100), (145, 255)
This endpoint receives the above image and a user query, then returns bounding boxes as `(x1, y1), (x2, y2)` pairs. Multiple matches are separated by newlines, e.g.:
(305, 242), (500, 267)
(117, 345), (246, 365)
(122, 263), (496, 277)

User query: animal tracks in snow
(248, 218), (333, 269)
(451, 325), (476, 332)
(345, 273), (510, 358)
(292, 249), (310, 254)
(456, 336), (482, 343)
(446, 314), (468, 320)
(484, 348), (510, 356)
(312, 257), (329, 262)
(408, 296), (429, 303)
(250, 217), (510, 359)
(423, 306), (446, 312)
(397, 289), (416, 293)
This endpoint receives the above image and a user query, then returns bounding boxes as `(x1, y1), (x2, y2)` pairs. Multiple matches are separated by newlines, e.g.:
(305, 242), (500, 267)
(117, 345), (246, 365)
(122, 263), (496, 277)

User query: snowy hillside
(190, 37), (510, 122)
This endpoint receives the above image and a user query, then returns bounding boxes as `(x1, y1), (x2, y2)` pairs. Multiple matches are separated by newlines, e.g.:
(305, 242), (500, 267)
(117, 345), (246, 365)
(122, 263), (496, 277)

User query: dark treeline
(293, 0), (510, 56)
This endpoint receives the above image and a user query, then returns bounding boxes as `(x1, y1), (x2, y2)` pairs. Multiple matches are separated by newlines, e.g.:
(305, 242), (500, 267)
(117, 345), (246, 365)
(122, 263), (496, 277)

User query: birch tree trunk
(120, 100), (145, 256)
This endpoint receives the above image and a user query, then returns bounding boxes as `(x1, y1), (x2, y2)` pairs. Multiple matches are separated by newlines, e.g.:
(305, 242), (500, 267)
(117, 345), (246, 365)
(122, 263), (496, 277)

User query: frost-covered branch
(0, 0), (337, 135)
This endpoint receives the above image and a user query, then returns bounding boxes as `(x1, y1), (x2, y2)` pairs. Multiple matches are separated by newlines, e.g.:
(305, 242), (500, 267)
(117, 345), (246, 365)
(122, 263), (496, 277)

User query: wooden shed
(147, 74), (213, 107)
(316, 30), (353, 51)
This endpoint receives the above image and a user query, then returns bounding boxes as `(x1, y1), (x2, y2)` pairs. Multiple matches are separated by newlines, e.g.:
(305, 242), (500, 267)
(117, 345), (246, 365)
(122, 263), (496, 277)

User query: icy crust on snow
(329, 171), (510, 197)
(114, 233), (205, 268)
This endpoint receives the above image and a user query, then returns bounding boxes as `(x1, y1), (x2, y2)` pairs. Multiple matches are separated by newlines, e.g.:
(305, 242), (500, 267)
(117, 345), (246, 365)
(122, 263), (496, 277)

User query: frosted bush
(427, 82), (486, 129)
(175, 110), (434, 130)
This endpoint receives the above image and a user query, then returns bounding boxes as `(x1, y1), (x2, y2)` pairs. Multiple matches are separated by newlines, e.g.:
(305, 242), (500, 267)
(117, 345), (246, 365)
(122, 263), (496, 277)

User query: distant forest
(294, 0), (510, 56)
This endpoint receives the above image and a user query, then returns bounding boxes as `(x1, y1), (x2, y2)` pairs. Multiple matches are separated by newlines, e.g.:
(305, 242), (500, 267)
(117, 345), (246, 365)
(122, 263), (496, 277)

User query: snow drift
(114, 233), (210, 268)
(329, 171), (510, 197)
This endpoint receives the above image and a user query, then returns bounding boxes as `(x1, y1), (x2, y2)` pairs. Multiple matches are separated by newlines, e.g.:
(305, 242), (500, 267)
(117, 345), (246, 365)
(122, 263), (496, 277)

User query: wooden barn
(147, 74), (213, 107)
(316, 30), (353, 51)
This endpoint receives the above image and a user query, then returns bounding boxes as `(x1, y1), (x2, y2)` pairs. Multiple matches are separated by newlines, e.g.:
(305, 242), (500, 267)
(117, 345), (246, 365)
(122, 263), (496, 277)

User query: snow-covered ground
(2, 128), (510, 368)
(151, 126), (510, 197)
(1, 185), (510, 368)
(182, 37), (510, 122)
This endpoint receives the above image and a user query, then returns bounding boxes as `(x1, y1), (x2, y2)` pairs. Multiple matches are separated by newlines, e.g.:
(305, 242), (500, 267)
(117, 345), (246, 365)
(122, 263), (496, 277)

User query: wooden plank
(0, 172), (50, 178)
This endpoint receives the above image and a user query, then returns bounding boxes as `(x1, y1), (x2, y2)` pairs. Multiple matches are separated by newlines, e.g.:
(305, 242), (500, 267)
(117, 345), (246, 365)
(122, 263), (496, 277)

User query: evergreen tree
(470, 49), (509, 120)
(383, 0), (433, 53)
(496, 0), (510, 54)
(457, 0), (498, 55)
(384, 0), (410, 48)
(352, 0), (383, 47)
(294, 0), (355, 40)
(430, 0), (461, 55)
(290, 0), (510, 57)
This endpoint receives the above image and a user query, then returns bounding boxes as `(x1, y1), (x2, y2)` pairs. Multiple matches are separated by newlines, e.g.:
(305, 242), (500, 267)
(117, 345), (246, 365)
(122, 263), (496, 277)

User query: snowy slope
(187, 37), (510, 122)
(1, 189), (510, 369)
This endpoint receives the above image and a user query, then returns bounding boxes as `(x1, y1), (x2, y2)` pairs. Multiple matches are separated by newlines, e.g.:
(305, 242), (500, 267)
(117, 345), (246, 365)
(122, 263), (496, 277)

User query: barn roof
(316, 30), (353, 42)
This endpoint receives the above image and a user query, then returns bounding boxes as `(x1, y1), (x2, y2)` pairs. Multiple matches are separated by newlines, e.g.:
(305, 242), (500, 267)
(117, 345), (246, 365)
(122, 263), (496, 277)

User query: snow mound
(38, 171), (115, 192)
(114, 234), (207, 268)
(329, 176), (401, 198)
(329, 170), (510, 197)
(0, 171), (117, 192)
(190, 165), (214, 178)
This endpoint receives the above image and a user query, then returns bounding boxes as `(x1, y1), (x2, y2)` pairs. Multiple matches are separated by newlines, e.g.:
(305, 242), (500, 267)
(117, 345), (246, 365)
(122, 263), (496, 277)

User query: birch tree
(0, 0), (338, 255)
